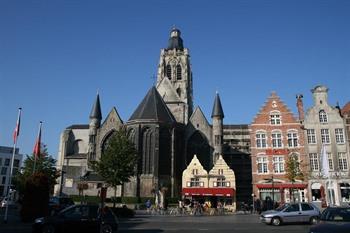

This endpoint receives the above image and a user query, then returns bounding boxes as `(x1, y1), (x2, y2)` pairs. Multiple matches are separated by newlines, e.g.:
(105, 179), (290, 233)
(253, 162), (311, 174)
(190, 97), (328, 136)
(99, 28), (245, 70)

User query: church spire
(90, 93), (102, 121)
(212, 92), (224, 164)
(167, 27), (184, 50)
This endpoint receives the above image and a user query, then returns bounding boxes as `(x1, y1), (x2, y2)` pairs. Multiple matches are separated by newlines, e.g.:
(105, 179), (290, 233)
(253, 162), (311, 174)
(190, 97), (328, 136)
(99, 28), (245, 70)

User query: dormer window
(166, 64), (172, 79)
(176, 64), (182, 80)
(270, 111), (281, 125)
(319, 110), (328, 123)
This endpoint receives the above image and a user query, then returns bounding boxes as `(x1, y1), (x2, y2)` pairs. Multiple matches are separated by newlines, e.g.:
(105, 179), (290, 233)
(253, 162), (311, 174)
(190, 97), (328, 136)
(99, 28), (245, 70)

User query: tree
(90, 127), (138, 207)
(285, 153), (304, 202)
(13, 144), (60, 196)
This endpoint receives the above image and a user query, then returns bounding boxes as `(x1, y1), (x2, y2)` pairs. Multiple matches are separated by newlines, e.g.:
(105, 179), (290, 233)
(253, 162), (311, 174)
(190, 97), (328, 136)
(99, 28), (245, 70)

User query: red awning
(182, 188), (235, 197)
(256, 183), (308, 189)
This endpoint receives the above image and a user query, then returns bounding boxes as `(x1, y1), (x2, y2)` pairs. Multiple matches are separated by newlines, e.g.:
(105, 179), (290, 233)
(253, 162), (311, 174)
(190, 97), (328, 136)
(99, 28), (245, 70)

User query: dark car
(33, 204), (119, 233)
(309, 206), (350, 233)
(48, 196), (74, 215)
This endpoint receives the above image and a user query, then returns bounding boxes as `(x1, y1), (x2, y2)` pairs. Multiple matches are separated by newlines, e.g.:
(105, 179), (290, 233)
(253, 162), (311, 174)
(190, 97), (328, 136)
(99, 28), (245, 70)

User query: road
(118, 213), (312, 233)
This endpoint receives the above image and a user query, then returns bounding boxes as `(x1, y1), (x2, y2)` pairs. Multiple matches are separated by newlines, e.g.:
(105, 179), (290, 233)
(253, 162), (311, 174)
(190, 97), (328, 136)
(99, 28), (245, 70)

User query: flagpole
(4, 108), (21, 223)
(33, 121), (42, 174)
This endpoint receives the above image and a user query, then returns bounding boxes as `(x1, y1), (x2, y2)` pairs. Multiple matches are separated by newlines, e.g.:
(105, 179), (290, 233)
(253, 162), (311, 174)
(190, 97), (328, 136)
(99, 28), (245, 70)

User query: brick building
(250, 92), (308, 204)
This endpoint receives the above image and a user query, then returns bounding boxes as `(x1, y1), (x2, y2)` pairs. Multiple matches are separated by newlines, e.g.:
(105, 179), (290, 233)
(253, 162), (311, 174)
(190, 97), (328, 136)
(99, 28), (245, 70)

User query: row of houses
(181, 85), (350, 209)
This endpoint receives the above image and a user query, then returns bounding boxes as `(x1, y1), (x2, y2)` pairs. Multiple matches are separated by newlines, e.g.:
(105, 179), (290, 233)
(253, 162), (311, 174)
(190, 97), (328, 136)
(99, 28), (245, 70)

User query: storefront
(256, 183), (308, 203)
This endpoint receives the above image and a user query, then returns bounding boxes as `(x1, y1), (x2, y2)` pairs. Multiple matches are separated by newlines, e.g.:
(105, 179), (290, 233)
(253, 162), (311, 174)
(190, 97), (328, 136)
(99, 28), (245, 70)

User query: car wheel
(101, 224), (113, 233)
(271, 217), (281, 226)
(309, 216), (318, 225)
(42, 224), (55, 233)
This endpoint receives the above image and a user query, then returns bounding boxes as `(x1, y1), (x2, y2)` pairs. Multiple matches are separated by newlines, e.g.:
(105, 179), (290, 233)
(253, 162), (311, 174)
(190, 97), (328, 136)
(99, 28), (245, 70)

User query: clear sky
(1, 0), (349, 159)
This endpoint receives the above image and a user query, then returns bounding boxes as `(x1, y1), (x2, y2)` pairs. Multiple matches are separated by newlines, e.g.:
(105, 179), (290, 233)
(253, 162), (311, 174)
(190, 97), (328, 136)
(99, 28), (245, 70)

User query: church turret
(156, 27), (193, 124)
(211, 92), (224, 164)
(88, 93), (102, 162)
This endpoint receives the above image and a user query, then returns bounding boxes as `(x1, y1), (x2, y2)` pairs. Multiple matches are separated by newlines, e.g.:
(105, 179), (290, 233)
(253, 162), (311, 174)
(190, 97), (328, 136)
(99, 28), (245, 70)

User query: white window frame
(256, 131), (267, 148)
(319, 110), (328, 123)
(273, 156), (285, 173)
(272, 131), (283, 148)
(335, 128), (345, 144)
(338, 152), (348, 171)
(327, 153), (333, 170)
(257, 156), (268, 174)
(307, 129), (316, 144)
(270, 111), (281, 125)
(309, 153), (319, 171)
(287, 130), (298, 148)
(321, 129), (330, 144)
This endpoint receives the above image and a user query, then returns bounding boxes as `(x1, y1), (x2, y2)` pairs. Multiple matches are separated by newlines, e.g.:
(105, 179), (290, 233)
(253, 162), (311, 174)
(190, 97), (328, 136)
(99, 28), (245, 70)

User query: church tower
(211, 92), (224, 164)
(88, 93), (102, 162)
(156, 28), (193, 125)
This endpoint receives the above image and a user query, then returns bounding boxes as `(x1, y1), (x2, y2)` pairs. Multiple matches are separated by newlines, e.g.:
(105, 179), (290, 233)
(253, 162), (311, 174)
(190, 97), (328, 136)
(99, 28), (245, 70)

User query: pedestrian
(145, 199), (152, 214)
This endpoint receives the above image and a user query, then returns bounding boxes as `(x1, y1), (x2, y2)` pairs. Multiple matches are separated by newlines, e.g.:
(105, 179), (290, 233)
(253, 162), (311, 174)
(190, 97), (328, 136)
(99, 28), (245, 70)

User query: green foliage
(20, 172), (50, 222)
(13, 145), (60, 195)
(89, 127), (138, 207)
(285, 153), (304, 182)
(121, 196), (140, 204)
(89, 128), (137, 188)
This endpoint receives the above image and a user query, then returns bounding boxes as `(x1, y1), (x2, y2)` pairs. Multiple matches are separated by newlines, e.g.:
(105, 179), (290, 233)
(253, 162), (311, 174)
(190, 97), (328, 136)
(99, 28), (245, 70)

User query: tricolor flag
(33, 122), (42, 158)
(13, 108), (22, 144)
(321, 144), (329, 178)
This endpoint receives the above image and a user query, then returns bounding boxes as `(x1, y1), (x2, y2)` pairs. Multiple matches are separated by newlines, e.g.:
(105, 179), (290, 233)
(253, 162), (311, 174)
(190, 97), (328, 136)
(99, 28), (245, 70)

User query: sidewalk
(0, 206), (32, 233)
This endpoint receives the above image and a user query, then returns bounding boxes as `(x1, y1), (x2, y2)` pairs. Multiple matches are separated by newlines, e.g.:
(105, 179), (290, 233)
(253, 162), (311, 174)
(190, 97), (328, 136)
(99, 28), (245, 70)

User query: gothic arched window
(176, 64), (182, 80)
(166, 64), (172, 79)
(176, 88), (181, 97)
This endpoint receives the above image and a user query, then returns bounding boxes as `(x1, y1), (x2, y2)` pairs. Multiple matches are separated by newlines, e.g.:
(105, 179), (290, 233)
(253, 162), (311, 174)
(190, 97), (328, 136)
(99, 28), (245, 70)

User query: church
(55, 28), (252, 202)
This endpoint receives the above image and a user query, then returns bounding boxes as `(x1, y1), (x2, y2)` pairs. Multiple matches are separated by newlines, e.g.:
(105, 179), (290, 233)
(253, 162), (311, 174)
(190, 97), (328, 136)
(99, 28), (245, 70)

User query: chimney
(296, 94), (304, 121)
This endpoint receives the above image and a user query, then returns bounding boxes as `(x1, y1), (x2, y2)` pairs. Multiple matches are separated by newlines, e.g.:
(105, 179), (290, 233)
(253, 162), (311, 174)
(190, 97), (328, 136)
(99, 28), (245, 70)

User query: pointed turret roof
(90, 93), (102, 120)
(211, 92), (224, 118)
(128, 87), (176, 123)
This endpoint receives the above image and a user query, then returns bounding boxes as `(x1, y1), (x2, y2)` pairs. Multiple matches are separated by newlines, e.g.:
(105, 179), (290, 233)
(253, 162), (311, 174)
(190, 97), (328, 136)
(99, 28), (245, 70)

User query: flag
(13, 108), (22, 144)
(33, 122), (42, 158)
(321, 144), (329, 178)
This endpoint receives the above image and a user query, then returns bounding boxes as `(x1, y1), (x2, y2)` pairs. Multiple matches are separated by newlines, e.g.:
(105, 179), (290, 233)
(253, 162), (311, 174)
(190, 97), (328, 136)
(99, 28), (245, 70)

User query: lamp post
(272, 174), (274, 206)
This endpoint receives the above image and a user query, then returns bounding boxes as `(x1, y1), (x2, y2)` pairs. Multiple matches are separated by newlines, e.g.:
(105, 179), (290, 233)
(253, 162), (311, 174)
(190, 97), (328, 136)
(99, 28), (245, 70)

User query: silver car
(260, 202), (321, 226)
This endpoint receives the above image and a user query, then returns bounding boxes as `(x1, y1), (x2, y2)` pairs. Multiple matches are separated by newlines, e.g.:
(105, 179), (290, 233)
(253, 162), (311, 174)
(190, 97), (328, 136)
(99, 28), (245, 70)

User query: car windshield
(275, 203), (289, 211)
(320, 208), (350, 222)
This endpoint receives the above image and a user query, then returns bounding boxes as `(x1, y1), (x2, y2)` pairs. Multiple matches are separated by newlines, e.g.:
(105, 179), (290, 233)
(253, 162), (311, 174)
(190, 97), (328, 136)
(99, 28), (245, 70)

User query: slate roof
(128, 86), (176, 124)
(211, 93), (224, 118)
(90, 94), (102, 120)
(66, 124), (89, 129)
(167, 28), (184, 50)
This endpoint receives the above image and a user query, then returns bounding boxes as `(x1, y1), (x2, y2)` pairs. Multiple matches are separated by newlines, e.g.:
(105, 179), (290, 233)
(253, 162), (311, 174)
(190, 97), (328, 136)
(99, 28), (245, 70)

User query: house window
(218, 169), (223, 175)
(338, 152), (348, 171)
(327, 153), (333, 170)
(272, 132), (282, 148)
(256, 132), (267, 148)
(270, 113), (281, 125)
(1, 167), (7, 175)
(216, 178), (226, 187)
(335, 128), (345, 144)
(4, 159), (10, 166)
(287, 131), (298, 147)
(190, 178), (201, 187)
(321, 129), (330, 144)
(176, 64), (182, 80)
(13, 159), (20, 168)
(309, 153), (319, 171)
(319, 110), (328, 123)
(307, 129), (316, 144)
(273, 156), (285, 173)
(192, 169), (198, 175)
(257, 156), (268, 174)
(215, 135), (221, 146)
(1, 176), (6, 184)
(166, 64), (172, 79)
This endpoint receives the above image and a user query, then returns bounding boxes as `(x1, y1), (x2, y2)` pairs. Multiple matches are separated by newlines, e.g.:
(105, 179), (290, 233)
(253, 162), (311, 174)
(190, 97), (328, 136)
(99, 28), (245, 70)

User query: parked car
(33, 204), (119, 233)
(48, 196), (74, 215)
(308, 206), (350, 233)
(260, 202), (320, 226)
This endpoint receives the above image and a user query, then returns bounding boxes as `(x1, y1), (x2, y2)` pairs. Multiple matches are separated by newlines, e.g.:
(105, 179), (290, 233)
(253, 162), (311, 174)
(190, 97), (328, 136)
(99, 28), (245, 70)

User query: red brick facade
(250, 92), (308, 204)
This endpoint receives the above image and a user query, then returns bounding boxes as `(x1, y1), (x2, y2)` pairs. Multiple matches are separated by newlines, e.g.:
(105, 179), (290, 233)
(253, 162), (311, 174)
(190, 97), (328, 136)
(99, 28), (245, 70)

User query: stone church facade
(54, 28), (252, 201)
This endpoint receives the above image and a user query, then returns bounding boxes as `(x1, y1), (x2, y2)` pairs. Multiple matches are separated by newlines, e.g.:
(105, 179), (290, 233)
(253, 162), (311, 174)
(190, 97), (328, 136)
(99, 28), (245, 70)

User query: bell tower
(156, 28), (193, 125)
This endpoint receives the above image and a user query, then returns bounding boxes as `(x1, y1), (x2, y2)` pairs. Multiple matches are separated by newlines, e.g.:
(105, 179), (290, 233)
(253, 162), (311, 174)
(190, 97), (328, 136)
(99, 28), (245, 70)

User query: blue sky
(1, 0), (349, 159)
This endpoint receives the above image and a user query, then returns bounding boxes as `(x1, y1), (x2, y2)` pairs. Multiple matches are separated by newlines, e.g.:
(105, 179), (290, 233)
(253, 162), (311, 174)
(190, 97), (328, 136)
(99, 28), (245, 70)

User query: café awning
(256, 183), (307, 189)
(182, 188), (235, 197)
